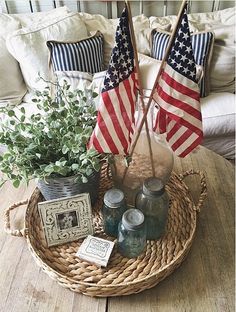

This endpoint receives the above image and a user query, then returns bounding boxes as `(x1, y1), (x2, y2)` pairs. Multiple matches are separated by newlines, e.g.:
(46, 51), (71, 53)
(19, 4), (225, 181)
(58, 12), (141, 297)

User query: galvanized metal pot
(37, 170), (100, 205)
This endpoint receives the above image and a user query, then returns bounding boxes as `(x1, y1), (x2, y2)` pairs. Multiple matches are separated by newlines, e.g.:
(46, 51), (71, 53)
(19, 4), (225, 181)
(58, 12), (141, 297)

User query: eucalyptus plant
(0, 80), (101, 188)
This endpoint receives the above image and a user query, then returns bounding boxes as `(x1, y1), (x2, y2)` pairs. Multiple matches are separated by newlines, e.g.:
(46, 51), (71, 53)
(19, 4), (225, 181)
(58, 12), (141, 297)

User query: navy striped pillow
(47, 33), (104, 74)
(151, 31), (170, 61)
(191, 32), (214, 97)
(151, 30), (214, 97)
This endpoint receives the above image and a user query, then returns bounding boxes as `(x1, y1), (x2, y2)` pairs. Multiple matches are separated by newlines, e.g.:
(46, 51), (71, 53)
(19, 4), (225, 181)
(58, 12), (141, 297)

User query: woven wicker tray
(4, 165), (207, 297)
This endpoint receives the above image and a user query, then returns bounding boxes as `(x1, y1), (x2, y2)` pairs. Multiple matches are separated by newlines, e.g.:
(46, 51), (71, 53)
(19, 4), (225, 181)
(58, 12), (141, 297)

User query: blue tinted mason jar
(117, 208), (146, 258)
(102, 188), (127, 237)
(135, 177), (169, 240)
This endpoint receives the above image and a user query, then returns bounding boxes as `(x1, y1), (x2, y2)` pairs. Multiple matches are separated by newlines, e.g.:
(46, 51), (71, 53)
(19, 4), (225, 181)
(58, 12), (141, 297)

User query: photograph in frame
(38, 193), (94, 247)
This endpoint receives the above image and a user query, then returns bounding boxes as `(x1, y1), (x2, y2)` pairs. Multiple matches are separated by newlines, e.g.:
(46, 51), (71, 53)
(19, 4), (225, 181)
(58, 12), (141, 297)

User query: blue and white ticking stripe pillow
(47, 32), (104, 74)
(152, 30), (170, 61)
(151, 30), (214, 97)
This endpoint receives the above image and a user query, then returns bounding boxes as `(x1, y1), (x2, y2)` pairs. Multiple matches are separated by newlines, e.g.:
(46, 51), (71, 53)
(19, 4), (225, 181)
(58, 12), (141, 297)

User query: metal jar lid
(104, 188), (125, 208)
(122, 208), (144, 231)
(142, 177), (165, 197)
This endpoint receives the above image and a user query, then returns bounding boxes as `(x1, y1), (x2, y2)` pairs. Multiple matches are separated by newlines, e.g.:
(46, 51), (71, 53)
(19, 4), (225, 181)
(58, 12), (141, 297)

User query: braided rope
(178, 170), (207, 212)
(4, 200), (28, 237)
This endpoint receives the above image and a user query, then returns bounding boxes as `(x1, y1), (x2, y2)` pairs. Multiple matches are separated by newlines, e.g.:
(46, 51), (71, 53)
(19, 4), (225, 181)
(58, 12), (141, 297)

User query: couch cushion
(47, 32), (104, 74)
(6, 12), (88, 93)
(151, 29), (214, 97)
(202, 136), (235, 160)
(0, 14), (27, 106)
(201, 92), (235, 137)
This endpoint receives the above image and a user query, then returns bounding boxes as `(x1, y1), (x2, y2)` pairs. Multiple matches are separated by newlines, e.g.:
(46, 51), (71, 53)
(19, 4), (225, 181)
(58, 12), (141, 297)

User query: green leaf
(72, 146), (80, 154)
(44, 165), (54, 173)
(93, 163), (100, 172)
(62, 145), (69, 155)
(13, 179), (20, 188)
(0, 180), (6, 188)
(72, 163), (79, 170)
(81, 159), (88, 166)
(86, 168), (93, 176)
(8, 110), (15, 117)
(20, 107), (25, 114)
(82, 176), (88, 183)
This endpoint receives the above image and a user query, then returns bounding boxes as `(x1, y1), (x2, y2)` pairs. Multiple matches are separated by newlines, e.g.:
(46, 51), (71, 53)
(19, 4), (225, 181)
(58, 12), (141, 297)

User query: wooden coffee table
(0, 146), (234, 312)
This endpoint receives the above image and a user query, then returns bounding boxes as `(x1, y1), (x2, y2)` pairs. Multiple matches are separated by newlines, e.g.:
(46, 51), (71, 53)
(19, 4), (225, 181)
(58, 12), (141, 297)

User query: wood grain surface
(0, 146), (234, 312)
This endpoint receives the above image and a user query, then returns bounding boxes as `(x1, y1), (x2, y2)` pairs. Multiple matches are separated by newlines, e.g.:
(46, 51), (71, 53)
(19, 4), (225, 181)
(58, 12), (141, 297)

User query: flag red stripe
(96, 112), (120, 154)
(166, 121), (181, 141)
(114, 89), (132, 143)
(115, 79), (134, 139)
(154, 108), (167, 133)
(102, 91), (129, 154)
(170, 128), (192, 151)
(125, 71), (137, 125)
(157, 83), (202, 120)
(178, 136), (203, 157)
(89, 131), (104, 153)
(162, 70), (199, 101)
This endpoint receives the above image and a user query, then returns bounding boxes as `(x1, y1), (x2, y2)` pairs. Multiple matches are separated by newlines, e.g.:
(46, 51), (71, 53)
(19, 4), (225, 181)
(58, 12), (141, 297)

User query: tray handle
(4, 200), (28, 237)
(178, 170), (207, 213)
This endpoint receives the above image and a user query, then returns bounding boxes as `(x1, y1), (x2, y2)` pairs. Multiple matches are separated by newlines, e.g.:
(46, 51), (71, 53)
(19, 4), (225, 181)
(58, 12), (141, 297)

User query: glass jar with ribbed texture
(102, 188), (127, 237)
(135, 177), (169, 240)
(117, 208), (146, 258)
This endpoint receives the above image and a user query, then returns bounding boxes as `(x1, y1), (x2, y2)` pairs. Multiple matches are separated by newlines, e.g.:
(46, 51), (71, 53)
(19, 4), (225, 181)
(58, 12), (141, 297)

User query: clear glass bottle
(135, 177), (169, 240)
(110, 91), (174, 205)
(117, 208), (146, 258)
(102, 188), (127, 237)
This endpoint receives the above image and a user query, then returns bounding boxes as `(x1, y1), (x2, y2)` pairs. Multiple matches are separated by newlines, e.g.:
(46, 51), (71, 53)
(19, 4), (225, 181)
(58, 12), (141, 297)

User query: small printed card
(38, 193), (94, 247)
(76, 235), (115, 267)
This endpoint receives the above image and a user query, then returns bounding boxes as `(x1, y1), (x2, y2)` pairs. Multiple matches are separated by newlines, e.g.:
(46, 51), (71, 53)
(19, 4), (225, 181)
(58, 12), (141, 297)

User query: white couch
(0, 6), (235, 159)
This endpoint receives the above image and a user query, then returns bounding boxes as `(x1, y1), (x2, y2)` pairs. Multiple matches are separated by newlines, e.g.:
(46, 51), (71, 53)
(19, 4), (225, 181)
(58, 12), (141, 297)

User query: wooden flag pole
(125, 0), (155, 178)
(122, 0), (187, 183)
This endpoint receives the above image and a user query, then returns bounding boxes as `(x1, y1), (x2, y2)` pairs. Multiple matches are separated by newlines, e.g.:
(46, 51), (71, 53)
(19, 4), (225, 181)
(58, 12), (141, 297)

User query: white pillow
(210, 44), (235, 93)
(187, 9), (235, 94)
(6, 12), (88, 93)
(0, 14), (27, 107)
(12, 6), (69, 27)
(55, 70), (106, 109)
(138, 53), (161, 91)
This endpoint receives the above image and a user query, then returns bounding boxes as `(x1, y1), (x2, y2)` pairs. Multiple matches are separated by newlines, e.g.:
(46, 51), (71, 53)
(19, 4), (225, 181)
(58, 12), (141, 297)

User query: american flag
(153, 4), (203, 158)
(88, 7), (137, 155)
